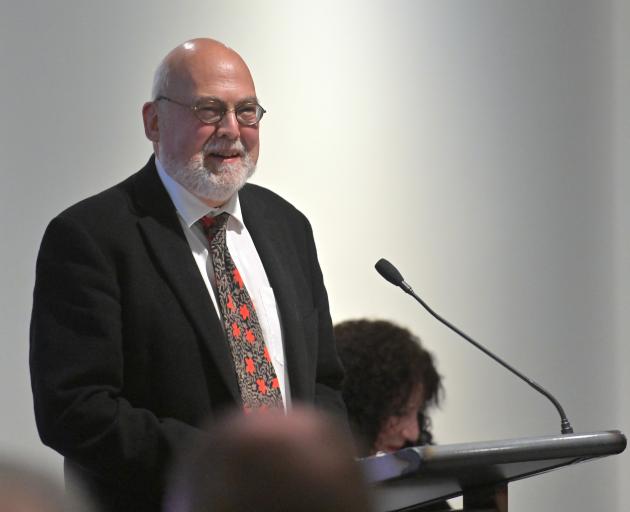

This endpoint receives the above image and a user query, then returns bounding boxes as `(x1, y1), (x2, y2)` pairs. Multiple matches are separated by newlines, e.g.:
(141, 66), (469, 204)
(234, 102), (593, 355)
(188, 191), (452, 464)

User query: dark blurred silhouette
(163, 406), (373, 512)
(0, 458), (94, 512)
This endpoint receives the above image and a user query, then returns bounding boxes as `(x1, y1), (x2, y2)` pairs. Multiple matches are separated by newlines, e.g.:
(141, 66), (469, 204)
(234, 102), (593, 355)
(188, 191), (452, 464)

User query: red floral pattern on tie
(256, 379), (268, 394)
(227, 294), (236, 312)
(201, 213), (283, 409)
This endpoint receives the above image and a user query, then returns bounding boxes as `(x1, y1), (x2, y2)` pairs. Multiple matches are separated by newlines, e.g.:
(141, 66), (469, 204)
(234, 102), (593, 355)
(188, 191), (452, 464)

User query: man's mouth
(208, 150), (242, 160)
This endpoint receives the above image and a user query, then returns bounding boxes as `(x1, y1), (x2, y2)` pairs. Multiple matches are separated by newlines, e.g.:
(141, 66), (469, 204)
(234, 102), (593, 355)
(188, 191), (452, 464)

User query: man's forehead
(171, 53), (256, 99)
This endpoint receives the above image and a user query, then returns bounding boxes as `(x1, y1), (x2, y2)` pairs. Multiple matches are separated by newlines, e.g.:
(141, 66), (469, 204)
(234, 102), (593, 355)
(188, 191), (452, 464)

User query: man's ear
(142, 101), (159, 142)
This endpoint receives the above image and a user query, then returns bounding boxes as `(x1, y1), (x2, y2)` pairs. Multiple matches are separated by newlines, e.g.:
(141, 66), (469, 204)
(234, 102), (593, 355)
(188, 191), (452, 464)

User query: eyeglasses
(155, 96), (266, 126)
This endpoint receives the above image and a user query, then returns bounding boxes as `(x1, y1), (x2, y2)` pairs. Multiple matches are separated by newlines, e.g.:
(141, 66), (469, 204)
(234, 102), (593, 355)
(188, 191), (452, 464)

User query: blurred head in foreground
(164, 406), (372, 512)
(335, 319), (444, 456)
(0, 459), (93, 512)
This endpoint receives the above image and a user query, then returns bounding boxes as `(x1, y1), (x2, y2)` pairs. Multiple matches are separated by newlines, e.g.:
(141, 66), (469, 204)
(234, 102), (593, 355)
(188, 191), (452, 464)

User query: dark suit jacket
(30, 157), (346, 512)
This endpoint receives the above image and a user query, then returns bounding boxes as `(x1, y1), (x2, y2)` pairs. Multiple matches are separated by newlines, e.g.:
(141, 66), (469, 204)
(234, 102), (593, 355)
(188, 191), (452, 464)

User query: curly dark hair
(334, 319), (443, 456)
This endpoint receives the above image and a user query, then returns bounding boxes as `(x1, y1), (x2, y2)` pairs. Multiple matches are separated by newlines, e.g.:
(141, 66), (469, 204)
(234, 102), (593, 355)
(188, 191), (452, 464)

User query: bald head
(151, 38), (255, 101)
(142, 38), (261, 207)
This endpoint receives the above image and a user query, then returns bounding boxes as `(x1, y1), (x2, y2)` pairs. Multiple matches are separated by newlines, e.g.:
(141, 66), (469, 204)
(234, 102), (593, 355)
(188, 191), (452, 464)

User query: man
(30, 38), (346, 512)
(164, 407), (372, 512)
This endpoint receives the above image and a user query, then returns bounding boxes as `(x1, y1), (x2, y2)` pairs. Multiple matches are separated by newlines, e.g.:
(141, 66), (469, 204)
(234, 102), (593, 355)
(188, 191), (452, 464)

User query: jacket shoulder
(240, 183), (307, 222)
(53, 158), (164, 228)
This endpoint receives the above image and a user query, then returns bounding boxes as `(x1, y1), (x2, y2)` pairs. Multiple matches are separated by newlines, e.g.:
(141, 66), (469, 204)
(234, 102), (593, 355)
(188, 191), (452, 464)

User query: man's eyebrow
(196, 95), (259, 105)
(196, 96), (223, 104)
(237, 96), (259, 104)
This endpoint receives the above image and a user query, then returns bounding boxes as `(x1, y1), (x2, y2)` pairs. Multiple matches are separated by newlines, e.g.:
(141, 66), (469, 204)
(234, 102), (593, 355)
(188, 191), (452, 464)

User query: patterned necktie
(200, 213), (283, 410)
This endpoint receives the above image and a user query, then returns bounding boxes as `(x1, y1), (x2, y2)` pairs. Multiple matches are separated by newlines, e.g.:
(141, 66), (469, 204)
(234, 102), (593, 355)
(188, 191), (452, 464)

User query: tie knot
(200, 212), (229, 241)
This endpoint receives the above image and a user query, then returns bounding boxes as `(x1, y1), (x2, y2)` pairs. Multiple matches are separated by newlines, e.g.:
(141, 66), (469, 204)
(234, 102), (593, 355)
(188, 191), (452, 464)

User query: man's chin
(195, 170), (253, 205)
(164, 156), (256, 205)
(208, 160), (255, 179)
(205, 154), (244, 170)
(196, 183), (241, 205)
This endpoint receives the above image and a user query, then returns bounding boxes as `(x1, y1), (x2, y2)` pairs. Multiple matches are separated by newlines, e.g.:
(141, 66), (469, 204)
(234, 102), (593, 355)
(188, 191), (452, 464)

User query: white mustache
(203, 139), (246, 157)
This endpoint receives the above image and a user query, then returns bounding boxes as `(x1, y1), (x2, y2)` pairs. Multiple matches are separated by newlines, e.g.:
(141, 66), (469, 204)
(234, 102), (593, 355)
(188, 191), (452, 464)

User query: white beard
(161, 139), (256, 205)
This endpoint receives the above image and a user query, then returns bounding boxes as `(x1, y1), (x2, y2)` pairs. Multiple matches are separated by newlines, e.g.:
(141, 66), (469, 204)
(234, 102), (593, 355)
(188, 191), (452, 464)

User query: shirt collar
(155, 156), (244, 229)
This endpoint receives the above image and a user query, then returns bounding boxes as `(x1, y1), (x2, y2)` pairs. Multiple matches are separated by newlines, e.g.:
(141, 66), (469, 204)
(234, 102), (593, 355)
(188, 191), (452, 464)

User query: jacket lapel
(240, 186), (311, 401)
(131, 159), (241, 402)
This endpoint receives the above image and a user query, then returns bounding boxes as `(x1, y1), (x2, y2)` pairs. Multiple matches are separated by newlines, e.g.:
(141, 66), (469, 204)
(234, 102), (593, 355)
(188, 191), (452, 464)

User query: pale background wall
(1, 1), (627, 511)
(613, 0), (630, 508)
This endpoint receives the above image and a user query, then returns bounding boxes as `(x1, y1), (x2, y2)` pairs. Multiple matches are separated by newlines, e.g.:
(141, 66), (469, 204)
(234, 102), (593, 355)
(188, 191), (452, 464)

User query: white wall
(1, 1), (626, 510)
(614, 0), (630, 510)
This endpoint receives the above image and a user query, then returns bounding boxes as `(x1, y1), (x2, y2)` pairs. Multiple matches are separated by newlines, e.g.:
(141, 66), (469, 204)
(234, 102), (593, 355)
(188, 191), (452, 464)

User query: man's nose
(400, 416), (420, 443)
(215, 110), (240, 139)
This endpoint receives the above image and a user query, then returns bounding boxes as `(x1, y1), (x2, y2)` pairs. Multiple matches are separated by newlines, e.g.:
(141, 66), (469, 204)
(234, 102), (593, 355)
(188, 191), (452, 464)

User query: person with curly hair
(334, 319), (444, 457)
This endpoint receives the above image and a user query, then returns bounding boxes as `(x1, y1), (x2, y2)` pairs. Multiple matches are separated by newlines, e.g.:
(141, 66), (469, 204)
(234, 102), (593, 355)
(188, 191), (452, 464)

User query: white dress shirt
(155, 158), (290, 407)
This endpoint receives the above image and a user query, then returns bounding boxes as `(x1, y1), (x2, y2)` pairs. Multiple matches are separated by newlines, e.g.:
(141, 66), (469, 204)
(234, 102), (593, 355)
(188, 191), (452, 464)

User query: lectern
(359, 430), (626, 511)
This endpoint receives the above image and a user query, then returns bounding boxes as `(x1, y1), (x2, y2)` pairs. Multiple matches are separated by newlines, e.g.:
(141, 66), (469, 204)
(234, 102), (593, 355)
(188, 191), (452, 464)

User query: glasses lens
(196, 104), (223, 124)
(236, 104), (263, 125)
(193, 102), (264, 125)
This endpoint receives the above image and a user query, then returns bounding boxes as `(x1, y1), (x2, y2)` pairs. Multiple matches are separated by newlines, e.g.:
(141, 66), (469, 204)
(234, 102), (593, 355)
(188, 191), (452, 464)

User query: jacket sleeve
(29, 214), (204, 503)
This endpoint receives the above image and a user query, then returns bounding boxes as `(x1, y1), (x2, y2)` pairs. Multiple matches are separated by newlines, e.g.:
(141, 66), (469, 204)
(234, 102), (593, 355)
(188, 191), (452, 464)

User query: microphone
(375, 258), (574, 435)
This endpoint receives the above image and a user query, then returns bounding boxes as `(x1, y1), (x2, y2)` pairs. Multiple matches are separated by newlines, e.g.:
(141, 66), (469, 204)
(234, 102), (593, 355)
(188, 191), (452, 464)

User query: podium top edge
(412, 430), (626, 467)
(358, 430), (626, 479)
(418, 429), (625, 455)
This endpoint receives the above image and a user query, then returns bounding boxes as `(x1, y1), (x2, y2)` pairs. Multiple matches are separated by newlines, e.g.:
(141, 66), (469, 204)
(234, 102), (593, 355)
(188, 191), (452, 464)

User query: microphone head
(375, 258), (405, 287)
